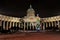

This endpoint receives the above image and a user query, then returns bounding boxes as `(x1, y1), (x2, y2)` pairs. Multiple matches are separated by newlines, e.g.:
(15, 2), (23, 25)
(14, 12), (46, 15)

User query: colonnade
(0, 20), (20, 30)
(23, 22), (36, 31)
(0, 20), (37, 32)
(0, 14), (60, 32)
(42, 21), (60, 30)
(0, 19), (60, 32)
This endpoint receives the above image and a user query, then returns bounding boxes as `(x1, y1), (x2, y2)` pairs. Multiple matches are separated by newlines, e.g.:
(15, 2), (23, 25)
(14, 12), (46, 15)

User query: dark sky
(0, 0), (60, 18)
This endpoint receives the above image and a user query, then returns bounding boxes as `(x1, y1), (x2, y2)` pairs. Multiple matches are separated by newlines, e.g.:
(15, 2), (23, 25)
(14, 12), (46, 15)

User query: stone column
(18, 22), (20, 28)
(16, 22), (17, 27)
(43, 22), (45, 30)
(0, 20), (2, 27)
(27, 22), (28, 30)
(3, 21), (5, 30)
(24, 22), (25, 31)
(9, 22), (11, 29)
(30, 22), (31, 30)
(33, 23), (34, 30)
(51, 22), (53, 27)
(13, 22), (14, 27)
(46, 22), (48, 28)
(58, 21), (60, 28)
(6, 21), (8, 30)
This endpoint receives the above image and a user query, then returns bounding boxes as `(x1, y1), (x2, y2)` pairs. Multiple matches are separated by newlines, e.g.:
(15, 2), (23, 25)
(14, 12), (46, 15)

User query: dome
(27, 5), (35, 13)
(27, 5), (35, 17)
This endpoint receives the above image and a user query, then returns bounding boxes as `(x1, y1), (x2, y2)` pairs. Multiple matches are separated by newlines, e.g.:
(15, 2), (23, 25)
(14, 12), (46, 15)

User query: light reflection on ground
(0, 32), (60, 40)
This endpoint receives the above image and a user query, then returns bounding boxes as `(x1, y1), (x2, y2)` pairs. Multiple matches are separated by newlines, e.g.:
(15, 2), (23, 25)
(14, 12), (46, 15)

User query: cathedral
(23, 5), (40, 31)
(0, 5), (60, 33)
(23, 5), (40, 23)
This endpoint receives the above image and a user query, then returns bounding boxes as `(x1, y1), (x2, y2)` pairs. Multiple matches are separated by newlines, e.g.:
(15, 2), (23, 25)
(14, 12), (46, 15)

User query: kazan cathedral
(0, 5), (60, 33)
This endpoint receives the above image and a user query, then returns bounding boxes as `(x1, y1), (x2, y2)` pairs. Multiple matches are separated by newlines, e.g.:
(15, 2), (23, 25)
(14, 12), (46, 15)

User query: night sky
(0, 0), (60, 18)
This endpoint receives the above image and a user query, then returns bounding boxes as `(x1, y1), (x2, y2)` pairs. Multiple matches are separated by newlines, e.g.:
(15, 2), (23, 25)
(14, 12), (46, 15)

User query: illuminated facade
(23, 5), (40, 31)
(0, 5), (60, 33)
